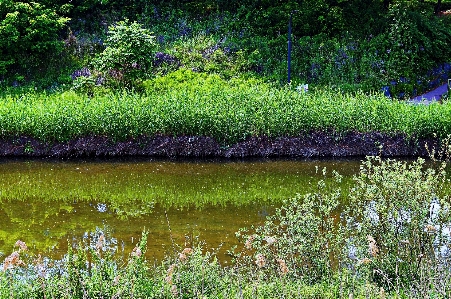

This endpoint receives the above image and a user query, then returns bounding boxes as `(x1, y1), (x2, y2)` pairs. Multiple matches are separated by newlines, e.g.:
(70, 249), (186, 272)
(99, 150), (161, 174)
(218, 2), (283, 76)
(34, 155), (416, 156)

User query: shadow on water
(0, 157), (362, 261)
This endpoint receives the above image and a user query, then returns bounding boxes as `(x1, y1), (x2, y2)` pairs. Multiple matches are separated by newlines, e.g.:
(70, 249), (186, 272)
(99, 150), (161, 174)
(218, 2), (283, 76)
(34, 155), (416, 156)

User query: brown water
(0, 158), (361, 261)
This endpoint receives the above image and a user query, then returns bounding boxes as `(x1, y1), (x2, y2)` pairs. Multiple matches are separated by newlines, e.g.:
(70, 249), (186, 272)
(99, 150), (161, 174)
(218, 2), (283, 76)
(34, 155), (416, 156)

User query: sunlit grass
(1, 75), (450, 145)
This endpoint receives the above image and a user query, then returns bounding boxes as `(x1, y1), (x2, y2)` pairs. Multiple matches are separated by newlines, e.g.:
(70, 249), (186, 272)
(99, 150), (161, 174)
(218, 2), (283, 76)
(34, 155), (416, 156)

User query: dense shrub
(0, 1), (69, 78)
(93, 20), (156, 87)
(233, 156), (451, 297)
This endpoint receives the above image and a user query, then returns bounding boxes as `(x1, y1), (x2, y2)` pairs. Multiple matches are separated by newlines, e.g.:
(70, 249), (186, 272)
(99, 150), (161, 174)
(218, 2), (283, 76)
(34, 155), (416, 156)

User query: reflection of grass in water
(0, 199), (274, 262)
(0, 159), (357, 264)
(2, 158), (451, 297)
(0, 160), (358, 210)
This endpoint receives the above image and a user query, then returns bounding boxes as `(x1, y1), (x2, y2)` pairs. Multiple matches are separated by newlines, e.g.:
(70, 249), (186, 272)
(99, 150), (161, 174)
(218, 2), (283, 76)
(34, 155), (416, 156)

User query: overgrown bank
(2, 1), (451, 99)
(1, 74), (450, 158)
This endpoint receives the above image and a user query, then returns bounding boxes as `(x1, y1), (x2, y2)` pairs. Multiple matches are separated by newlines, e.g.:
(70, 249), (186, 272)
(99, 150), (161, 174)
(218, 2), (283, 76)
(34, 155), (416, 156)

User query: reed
(1, 72), (451, 146)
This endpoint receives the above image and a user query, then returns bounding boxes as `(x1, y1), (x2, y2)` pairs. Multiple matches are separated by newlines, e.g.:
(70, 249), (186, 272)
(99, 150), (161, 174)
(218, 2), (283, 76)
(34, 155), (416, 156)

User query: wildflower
(113, 275), (120, 286)
(358, 257), (372, 265)
(296, 84), (309, 93)
(3, 251), (25, 271)
(34, 254), (43, 266)
(277, 258), (288, 275)
(131, 247), (142, 258)
(165, 275), (173, 285)
(167, 264), (176, 275)
(38, 268), (46, 279)
(245, 235), (255, 250)
(14, 240), (27, 251)
(71, 68), (91, 80)
(264, 236), (276, 246)
(424, 224), (437, 233)
(181, 248), (193, 255)
(178, 252), (187, 262)
(367, 235), (379, 257)
(171, 285), (178, 297)
(165, 264), (176, 285)
(96, 235), (105, 251)
(255, 253), (266, 268)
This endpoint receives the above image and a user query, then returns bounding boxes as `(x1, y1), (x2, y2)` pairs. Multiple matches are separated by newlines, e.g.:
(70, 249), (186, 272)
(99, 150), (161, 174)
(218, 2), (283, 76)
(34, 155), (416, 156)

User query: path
(409, 82), (449, 104)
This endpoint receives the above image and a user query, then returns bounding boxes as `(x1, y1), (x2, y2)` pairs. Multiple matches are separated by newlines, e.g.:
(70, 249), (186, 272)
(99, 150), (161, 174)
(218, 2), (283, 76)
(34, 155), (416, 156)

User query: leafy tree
(93, 20), (156, 86)
(0, 0), (69, 77)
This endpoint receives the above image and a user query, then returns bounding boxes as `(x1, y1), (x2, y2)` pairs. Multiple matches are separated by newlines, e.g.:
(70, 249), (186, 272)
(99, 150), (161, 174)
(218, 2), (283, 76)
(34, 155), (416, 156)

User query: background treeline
(1, 0), (451, 98)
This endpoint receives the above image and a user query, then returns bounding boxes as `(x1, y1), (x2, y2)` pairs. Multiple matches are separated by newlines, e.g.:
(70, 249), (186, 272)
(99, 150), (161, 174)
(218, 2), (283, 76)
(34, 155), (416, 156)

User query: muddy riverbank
(0, 131), (438, 158)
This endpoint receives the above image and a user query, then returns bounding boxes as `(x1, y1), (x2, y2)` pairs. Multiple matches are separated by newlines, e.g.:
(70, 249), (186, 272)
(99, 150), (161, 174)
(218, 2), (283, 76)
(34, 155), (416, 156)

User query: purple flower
(96, 76), (105, 86)
(154, 52), (179, 68)
(71, 67), (91, 80)
(382, 86), (391, 97)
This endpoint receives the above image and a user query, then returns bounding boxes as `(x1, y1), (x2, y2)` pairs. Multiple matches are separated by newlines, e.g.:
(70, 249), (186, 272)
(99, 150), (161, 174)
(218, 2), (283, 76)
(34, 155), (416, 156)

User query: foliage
(4, 76), (451, 143)
(0, 232), (153, 298)
(232, 156), (451, 297)
(93, 20), (156, 86)
(346, 157), (451, 293)
(233, 169), (345, 284)
(0, 0), (69, 77)
(1, 0), (450, 93)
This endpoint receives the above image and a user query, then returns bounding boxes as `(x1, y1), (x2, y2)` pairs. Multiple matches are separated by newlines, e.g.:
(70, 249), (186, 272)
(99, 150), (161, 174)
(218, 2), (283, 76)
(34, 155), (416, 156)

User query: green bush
(93, 20), (156, 86)
(233, 169), (345, 284)
(345, 157), (451, 292)
(0, 0), (69, 78)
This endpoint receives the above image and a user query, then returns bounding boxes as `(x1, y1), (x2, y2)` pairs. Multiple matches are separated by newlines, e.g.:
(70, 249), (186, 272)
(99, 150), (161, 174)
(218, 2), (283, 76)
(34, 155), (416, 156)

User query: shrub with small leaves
(345, 157), (451, 292)
(233, 169), (346, 284)
(0, 0), (69, 77)
(94, 20), (156, 86)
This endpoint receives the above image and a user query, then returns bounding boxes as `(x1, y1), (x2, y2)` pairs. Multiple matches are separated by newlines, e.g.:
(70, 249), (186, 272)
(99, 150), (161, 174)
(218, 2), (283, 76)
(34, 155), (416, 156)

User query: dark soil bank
(0, 131), (438, 158)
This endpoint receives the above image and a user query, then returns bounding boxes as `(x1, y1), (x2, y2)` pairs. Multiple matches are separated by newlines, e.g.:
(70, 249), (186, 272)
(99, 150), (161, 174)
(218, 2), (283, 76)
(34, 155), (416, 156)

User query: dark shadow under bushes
(0, 132), (437, 159)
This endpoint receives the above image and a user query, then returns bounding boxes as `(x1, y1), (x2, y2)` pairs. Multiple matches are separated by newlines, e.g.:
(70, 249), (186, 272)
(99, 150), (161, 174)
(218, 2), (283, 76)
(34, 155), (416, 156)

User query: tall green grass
(1, 72), (451, 144)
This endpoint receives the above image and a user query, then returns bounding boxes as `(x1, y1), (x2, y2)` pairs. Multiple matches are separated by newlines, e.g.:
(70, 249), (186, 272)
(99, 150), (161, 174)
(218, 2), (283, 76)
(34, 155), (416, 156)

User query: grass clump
(1, 71), (451, 145)
(2, 157), (451, 298)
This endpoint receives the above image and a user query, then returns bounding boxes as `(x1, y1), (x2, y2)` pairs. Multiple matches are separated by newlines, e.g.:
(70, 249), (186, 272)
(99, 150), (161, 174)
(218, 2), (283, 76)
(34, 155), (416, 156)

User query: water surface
(0, 158), (361, 261)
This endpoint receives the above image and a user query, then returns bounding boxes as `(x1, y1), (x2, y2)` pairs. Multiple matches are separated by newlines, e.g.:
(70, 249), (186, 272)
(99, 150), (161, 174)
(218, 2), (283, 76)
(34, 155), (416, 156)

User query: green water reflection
(0, 158), (361, 261)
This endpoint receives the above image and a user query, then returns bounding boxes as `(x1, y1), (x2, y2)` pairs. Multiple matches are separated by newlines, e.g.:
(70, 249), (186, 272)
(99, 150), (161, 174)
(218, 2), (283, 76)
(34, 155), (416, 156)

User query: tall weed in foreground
(232, 168), (345, 285)
(345, 157), (451, 296)
(233, 157), (451, 298)
(0, 232), (154, 299)
(2, 158), (451, 297)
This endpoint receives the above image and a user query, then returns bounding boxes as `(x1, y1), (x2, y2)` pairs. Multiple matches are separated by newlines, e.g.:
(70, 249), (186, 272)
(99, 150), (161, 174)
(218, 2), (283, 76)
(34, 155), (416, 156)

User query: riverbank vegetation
(2, 1), (451, 298)
(1, 156), (451, 298)
(1, 73), (451, 145)
(1, 1), (451, 149)
(1, 0), (451, 98)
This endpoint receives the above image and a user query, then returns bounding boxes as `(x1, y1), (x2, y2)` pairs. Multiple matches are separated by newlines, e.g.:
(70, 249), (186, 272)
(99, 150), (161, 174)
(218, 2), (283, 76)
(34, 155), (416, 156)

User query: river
(0, 158), (362, 261)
